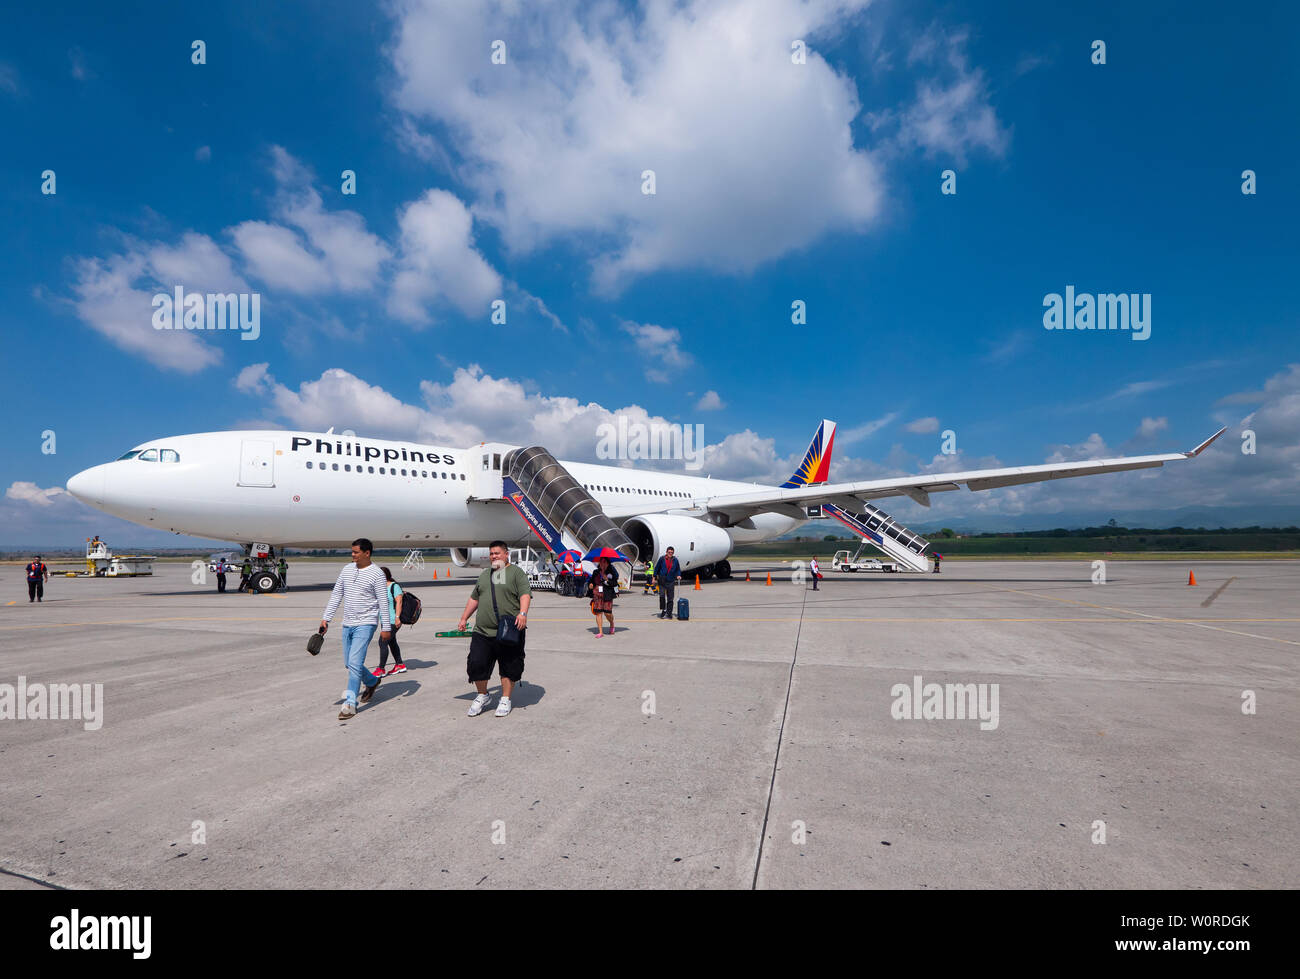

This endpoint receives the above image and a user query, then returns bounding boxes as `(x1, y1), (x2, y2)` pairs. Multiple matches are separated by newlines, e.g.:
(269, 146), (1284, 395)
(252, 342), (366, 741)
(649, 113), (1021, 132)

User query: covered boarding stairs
(498, 446), (639, 563)
(821, 502), (932, 572)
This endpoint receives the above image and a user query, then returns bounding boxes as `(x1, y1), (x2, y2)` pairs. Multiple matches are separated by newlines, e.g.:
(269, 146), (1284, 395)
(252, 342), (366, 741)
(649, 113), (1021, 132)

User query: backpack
(396, 585), (422, 625)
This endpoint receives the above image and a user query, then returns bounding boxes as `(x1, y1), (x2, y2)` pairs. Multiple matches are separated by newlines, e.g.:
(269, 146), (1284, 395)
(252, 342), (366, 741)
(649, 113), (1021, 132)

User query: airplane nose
(67, 465), (107, 505)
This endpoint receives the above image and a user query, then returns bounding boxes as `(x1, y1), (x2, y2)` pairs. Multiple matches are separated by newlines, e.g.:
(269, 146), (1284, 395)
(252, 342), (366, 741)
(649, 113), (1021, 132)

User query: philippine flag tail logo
(781, 420), (836, 488)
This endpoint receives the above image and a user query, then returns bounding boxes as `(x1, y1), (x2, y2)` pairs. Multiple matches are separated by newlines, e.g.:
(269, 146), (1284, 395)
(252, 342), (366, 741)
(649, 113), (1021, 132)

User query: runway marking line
(1004, 588), (1300, 648)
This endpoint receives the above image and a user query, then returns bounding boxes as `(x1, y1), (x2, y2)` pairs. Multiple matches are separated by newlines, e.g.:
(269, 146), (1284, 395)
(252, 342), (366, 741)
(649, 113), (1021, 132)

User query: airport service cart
(83, 539), (155, 576)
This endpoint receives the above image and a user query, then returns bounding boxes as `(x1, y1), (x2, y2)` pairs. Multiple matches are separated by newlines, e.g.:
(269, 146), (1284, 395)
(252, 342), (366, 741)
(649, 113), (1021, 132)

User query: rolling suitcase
(676, 597), (689, 621)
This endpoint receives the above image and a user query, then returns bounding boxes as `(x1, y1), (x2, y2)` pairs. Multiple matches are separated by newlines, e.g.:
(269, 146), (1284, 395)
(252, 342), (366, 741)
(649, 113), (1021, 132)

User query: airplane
(64, 420), (1226, 588)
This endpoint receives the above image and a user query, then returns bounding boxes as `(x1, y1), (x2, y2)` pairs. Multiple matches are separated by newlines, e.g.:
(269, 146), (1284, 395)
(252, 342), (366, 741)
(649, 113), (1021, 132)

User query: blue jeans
(341, 624), (379, 706)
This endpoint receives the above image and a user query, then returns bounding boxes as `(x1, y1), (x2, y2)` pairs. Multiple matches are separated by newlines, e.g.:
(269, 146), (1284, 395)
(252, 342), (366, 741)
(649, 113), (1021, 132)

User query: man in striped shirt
(320, 538), (392, 720)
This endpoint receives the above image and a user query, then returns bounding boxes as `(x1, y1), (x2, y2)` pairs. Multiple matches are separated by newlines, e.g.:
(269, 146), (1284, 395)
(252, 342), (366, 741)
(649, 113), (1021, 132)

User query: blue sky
(2, 0), (1298, 546)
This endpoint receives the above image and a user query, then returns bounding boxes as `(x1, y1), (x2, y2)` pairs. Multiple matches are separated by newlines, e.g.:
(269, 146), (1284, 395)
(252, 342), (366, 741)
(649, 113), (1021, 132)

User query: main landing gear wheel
(714, 560), (732, 580)
(253, 571), (280, 593)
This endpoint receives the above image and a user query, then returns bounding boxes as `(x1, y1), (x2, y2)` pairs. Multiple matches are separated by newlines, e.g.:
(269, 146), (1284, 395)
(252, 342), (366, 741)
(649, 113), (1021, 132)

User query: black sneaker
(359, 676), (381, 704)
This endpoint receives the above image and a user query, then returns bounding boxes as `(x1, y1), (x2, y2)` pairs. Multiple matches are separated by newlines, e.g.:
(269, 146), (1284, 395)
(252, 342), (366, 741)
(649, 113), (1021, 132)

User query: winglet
(1185, 427), (1227, 458)
(781, 420), (836, 488)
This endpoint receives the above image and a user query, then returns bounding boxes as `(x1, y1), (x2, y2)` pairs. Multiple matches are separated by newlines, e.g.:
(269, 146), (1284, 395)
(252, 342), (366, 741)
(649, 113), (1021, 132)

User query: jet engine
(623, 514), (732, 573)
(450, 547), (492, 568)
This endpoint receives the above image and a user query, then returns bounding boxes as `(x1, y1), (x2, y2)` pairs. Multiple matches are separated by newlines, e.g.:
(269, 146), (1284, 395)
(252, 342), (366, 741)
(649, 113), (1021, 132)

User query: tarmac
(0, 558), (1295, 889)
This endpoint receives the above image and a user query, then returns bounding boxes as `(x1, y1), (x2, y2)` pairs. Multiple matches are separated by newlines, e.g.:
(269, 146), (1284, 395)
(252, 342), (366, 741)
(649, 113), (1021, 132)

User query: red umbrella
(583, 546), (629, 563)
(556, 549), (584, 564)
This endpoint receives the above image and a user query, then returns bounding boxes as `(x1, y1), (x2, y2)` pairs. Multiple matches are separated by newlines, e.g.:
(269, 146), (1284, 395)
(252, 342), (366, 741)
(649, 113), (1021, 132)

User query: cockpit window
(117, 450), (142, 460)
(138, 449), (159, 462)
(160, 449), (180, 463)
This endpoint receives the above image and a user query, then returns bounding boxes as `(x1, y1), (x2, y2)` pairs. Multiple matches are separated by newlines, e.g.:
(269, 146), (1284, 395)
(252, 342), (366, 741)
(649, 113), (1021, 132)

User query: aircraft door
(239, 440), (275, 487)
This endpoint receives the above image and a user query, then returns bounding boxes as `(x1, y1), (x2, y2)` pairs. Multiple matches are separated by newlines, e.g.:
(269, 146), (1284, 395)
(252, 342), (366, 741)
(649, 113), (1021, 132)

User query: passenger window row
(306, 461), (466, 480)
(583, 484), (688, 498)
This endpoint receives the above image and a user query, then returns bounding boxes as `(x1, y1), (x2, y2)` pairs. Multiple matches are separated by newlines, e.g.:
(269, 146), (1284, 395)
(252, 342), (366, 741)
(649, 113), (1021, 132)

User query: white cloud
(622, 321), (692, 383)
(874, 25), (1008, 163)
(1045, 432), (1109, 463)
(389, 0), (885, 290)
(1107, 379), (1172, 400)
(1135, 416), (1168, 441)
(387, 189), (502, 324)
(253, 367), (431, 441)
(235, 363), (272, 394)
(233, 146), (390, 294)
(230, 221), (335, 293)
(903, 416), (940, 434)
(1013, 52), (1050, 77)
(981, 331), (1029, 364)
(68, 233), (240, 373)
(841, 412), (898, 443)
(6, 482), (71, 506)
(148, 232), (247, 292)
(696, 390), (725, 411)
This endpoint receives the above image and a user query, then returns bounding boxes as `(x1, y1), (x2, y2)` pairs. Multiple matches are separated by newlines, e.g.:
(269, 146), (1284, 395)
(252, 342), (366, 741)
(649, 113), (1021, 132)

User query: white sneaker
(338, 703), (356, 720)
(468, 693), (492, 717)
(495, 696), (513, 717)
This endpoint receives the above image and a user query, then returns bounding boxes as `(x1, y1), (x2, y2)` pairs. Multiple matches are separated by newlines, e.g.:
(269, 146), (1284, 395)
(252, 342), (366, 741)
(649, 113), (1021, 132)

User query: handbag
(490, 571), (522, 645)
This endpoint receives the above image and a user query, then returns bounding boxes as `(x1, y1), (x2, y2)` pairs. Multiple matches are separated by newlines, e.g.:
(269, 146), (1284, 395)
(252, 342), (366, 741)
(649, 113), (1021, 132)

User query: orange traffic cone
(765, 572), (773, 586)
(745, 570), (751, 581)
(446, 565), (451, 578)
(694, 575), (701, 590)
(1188, 570), (1197, 586)
(432, 569), (438, 580)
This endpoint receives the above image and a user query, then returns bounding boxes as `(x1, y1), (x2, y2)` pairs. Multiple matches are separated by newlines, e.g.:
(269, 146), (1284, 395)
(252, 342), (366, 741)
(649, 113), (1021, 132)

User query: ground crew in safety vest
(26, 555), (50, 603)
(278, 557), (289, 591)
(239, 558), (252, 592)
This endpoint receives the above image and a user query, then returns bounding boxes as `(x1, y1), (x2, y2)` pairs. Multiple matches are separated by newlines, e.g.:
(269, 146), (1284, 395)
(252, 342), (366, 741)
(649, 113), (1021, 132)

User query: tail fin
(781, 420), (836, 488)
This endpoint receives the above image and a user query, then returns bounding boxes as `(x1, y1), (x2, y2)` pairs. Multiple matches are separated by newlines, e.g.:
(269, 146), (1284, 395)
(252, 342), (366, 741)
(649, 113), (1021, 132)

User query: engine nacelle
(450, 547), (492, 568)
(623, 514), (732, 572)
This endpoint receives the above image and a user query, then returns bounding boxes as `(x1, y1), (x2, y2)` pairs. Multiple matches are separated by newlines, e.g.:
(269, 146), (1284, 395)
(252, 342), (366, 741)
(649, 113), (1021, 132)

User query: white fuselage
(65, 430), (801, 550)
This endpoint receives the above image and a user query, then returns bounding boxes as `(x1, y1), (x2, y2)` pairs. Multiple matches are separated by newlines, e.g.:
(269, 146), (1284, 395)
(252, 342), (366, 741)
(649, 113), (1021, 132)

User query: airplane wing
(692, 427), (1227, 524)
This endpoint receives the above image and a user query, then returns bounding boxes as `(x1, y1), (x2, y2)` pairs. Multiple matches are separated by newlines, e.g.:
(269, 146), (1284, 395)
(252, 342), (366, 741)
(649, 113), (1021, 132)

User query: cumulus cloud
(237, 366), (432, 441)
(1044, 432), (1110, 463)
(66, 146), (507, 370)
(6, 481), (71, 506)
(389, 0), (886, 290)
(622, 321), (692, 383)
(1135, 416), (1168, 440)
(387, 189), (503, 324)
(696, 390), (725, 411)
(903, 416), (940, 434)
(67, 231), (246, 372)
(231, 146), (391, 294)
(235, 362), (272, 393)
(870, 25), (1008, 163)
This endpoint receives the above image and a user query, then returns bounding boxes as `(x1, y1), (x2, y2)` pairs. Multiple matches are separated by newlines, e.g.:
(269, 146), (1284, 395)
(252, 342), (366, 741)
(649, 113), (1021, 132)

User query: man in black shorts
(457, 540), (531, 717)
